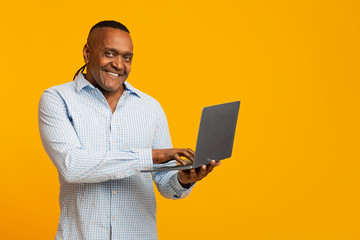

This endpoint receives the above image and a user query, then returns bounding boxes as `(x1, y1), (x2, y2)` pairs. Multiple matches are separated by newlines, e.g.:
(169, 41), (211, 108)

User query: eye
(124, 56), (132, 62)
(105, 52), (115, 57)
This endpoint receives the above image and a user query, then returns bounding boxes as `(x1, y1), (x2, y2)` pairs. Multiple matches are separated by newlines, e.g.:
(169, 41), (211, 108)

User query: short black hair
(74, 20), (130, 80)
(88, 20), (130, 36)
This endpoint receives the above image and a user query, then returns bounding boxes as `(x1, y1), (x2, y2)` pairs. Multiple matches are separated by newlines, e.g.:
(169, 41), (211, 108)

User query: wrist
(152, 149), (159, 164)
(177, 174), (193, 189)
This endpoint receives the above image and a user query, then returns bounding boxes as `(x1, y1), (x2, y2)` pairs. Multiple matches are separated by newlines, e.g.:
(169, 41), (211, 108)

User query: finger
(179, 149), (194, 162)
(187, 148), (195, 160)
(190, 168), (197, 179)
(174, 154), (186, 165)
(185, 148), (195, 159)
(178, 170), (187, 184)
(198, 165), (207, 180)
(206, 160), (217, 173)
(188, 148), (195, 156)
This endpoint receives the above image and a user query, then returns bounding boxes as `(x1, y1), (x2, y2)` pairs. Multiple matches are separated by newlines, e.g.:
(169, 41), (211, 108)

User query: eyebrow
(105, 48), (133, 56)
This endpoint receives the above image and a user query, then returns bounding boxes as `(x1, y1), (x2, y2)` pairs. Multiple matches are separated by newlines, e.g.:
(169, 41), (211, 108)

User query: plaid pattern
(39, 73), (193, 240)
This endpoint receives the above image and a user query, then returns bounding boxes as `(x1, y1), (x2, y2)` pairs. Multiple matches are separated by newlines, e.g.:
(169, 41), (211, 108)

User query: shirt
(38, 73), (194, 240)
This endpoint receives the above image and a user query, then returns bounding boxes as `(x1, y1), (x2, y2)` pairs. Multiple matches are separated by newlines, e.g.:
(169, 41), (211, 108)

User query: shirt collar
(75, 73), (94, 92)
(123, 81), (142, 98)
(74, 73), (141, 98)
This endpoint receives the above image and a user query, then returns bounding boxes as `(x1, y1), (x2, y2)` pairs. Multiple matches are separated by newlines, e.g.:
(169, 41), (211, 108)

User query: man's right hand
(152, 148), (195, 165)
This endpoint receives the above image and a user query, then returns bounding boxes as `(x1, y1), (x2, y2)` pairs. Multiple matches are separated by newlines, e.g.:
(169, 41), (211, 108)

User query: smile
(105, 70), (122, 77)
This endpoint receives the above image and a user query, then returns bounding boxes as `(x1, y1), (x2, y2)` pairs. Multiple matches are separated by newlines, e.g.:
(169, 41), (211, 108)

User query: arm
(151, 106), (196, 199)
(151, 105), (221, 196)
(38, 90), (152, 184)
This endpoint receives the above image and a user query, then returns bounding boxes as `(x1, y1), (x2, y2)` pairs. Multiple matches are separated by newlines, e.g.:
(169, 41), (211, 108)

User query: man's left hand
(178, 160), (221, 186)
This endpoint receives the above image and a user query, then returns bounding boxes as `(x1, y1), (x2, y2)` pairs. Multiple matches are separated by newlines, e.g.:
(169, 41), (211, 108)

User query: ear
(83, 43), (90, 64)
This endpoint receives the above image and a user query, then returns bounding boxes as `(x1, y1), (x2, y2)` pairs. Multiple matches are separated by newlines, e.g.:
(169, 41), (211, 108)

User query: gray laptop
(140, 101), (240, 173)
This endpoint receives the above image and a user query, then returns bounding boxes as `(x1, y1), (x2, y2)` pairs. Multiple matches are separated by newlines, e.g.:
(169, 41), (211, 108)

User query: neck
(84, 73), (125, 113)
(101, 86), (125, 113)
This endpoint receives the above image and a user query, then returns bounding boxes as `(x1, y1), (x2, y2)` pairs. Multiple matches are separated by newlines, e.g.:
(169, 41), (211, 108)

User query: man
(39, 20), (220, 240)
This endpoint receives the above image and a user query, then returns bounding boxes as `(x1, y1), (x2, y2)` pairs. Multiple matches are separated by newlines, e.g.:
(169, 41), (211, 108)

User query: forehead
(90, 27), (133, 52)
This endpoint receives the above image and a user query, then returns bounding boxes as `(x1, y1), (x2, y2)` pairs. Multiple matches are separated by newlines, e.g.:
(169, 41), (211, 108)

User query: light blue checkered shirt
(38, 73), (193, 240)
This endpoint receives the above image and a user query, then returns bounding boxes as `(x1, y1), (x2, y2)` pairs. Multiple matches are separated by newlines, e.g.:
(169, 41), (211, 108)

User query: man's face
(83, 27), (133, 94)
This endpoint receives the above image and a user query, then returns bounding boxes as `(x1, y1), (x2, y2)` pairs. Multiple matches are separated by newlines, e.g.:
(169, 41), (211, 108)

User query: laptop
(140, 101), (240, 173)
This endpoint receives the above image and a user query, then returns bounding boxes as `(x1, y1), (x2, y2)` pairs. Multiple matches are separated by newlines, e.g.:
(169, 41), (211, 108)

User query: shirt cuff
(132, 148), (153, 172)
(171, 173), (195, 199)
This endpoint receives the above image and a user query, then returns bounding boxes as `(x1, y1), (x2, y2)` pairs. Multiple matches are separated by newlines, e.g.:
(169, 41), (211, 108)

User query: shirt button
(91, 90), (94, 93)
(101, 99), (105, 102)
(112, 191), (117, 195)
(112, 217), (116, 221)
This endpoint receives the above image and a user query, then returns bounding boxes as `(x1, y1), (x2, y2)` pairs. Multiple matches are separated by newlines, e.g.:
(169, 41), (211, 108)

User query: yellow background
(0, 0), (359, 239)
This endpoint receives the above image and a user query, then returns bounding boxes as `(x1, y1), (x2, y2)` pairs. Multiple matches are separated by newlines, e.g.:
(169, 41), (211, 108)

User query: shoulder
(43, 81), (76, 96)
(126, 82), (163, 110)
(39, 81), (77, 110)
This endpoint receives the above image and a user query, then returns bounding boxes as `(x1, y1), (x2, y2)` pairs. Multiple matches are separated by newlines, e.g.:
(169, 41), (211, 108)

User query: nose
(111, 57), (124, 71)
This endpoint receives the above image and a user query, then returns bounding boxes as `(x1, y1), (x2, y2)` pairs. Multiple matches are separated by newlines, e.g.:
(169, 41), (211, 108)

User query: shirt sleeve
(151, 105), (195, 199)
(38, 90), (153, 184)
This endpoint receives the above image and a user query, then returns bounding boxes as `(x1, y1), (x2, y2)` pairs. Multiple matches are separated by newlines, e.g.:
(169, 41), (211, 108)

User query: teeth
(107, 71), (119, 77)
